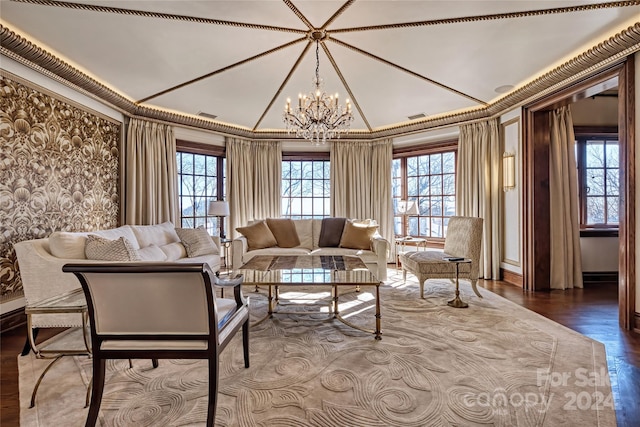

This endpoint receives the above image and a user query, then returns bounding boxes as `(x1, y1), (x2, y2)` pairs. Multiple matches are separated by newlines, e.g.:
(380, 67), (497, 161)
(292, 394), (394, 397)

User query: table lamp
(396, 200), (419, 238)
(208, 200), (230, 239)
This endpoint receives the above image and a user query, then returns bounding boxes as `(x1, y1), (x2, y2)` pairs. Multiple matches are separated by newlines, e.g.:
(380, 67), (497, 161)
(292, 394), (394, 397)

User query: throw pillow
(85, 235), (141, 261)
(175, 227), (220, 257)
(339, 220), (379, 250)
(318, 217), (347, 247)
(266, 218), (300, 248)
(137, 244), (168, 261)
(236, 220), (278, 250)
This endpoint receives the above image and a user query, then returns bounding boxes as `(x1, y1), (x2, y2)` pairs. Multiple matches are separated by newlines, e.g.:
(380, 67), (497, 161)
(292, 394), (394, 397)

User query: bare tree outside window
(177, 152), (225, 234)
(282, 160), (330, 219)
(576, 135), (619, 227)
(393, 150), (456, 238)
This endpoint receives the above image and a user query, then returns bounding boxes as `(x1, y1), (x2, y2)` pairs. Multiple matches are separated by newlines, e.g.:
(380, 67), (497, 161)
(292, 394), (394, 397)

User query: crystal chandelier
(283, 38), (353, 145)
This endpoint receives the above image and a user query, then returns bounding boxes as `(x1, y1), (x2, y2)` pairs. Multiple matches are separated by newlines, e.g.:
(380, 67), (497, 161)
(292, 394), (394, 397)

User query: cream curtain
(125, 118), (178, 225)
(331, 140), (394, 261)
(226, 138), (281, 238)
(456, 119), (501, 279)
(549, 106), (583, 289)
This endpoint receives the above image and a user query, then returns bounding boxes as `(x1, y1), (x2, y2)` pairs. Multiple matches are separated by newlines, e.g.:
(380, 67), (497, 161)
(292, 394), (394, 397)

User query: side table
(220, 237), (232, 272)
(25, 288), (91, 407)
(395, 237), (427, 269)
(445, 257), (472, 308)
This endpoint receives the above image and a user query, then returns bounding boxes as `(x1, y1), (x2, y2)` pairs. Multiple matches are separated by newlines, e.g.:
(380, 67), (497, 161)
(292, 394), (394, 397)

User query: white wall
(501, 108), (522, 274)
(580, 237), (619, 271)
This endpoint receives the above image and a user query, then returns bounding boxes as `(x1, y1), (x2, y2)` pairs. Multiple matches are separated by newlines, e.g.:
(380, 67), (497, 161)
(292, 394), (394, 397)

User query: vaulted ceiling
(1, 0), (639, 140)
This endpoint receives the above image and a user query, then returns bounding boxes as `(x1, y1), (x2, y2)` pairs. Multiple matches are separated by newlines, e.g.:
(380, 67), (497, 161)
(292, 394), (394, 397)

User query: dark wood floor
(2, 280), (639, 426)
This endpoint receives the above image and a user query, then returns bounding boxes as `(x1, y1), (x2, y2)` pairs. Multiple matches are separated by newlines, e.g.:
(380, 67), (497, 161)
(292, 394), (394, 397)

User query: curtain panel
(331, 140), (394, 261)
(549, 106), (583, 289)
(226, 138), (281, 238)
(125, 118), (178, 225)
(456, 119), (501, 279)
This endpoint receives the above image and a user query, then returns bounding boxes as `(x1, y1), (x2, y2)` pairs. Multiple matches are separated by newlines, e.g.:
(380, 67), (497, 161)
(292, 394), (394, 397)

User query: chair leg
(21, 328), (38, 356)
(242, 321), (250, 368)
(152, 359), (159, 368)
(419, 277), (425, 299)
(402, 268), (407, 283)
(206, 358), (219, 427)
(86, 357), (106, 427)
(471, 279), (483, 298)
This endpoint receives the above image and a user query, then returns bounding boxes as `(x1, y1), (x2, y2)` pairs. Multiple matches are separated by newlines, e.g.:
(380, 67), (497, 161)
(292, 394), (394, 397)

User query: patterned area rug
(19, 271), (616, 426)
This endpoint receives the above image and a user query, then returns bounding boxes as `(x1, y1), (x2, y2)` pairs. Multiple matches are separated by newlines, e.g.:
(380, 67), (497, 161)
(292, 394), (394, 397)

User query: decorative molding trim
(501, 268), (523, 287)
(2, 20), (639, 140)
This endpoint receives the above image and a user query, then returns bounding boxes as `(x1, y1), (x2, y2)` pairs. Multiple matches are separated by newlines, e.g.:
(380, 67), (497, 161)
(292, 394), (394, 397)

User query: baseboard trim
(0, 307), (26, 333)
(582, 271), (619, 284)
(501, 268), (523, 287)
(634, 313), (640, 334)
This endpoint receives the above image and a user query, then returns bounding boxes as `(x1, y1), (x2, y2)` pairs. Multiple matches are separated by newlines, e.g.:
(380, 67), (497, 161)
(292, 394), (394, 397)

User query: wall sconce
(503, 152), (516, 191)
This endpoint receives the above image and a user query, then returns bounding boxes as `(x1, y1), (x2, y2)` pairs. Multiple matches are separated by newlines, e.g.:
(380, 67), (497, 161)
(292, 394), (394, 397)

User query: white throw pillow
(159, 242), (188, 261)
(49, 231), (90, 259)
(130, 222), (180, 248)
(137, 244), (168, 261)
(92, 226), (141, 250)
(175, 227), (220, 257)
(85, 235), (141, 261)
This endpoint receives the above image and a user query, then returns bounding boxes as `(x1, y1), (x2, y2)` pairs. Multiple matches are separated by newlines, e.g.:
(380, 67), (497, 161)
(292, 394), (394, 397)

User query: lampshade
(397, 200), (419, 216)
(208, 200), (229, 217)
(503, 153), (516, 191)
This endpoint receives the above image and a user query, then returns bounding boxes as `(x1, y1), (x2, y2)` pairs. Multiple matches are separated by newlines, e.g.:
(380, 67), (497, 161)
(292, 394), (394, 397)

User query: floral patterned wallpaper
(0, 72), (122, 303)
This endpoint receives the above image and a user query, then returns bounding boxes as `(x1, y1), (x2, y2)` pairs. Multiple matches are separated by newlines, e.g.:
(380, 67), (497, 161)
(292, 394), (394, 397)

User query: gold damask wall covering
(0, 72), (121, 303)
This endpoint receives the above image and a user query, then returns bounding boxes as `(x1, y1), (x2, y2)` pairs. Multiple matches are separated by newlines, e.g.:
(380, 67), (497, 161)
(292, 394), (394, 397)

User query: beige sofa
(231, 219), (389, 281)
(14, 221), (221, 331)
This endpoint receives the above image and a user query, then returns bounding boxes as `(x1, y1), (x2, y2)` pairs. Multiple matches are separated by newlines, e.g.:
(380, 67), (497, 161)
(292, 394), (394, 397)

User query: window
(575, 130), (619, 228)
(282, 157), (330, 219)
(393, 145), (456, 239)
(176, 150), (225, 234)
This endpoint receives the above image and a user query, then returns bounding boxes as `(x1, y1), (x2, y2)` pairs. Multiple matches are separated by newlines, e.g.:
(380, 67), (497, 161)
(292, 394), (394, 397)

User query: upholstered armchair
(400, 216), (484, 299)
(62, 262), (250, 427)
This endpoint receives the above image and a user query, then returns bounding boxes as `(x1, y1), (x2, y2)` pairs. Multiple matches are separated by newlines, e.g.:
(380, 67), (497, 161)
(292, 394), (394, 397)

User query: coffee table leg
(268, 285), (273, 316)
(332, 285), (339, 317)
(375, 282), (382, 340)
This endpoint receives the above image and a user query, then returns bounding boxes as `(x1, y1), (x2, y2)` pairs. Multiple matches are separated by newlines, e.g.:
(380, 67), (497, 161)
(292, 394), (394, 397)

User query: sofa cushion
(85, 235), (141, 261)
(318, 217), (346, 247)
(49, 231), (90, 259)
(339, 220), (379, 250)
(92, 226), (140, 250)
(293, 219), (313, 249)
(236, 221), (278, 250)
(266, 218), (300, 248)
(175, 227), (220, 257)
(137, 244), (168, 261)
(159, 242), (188, 261)
(130, 222), (180, 248)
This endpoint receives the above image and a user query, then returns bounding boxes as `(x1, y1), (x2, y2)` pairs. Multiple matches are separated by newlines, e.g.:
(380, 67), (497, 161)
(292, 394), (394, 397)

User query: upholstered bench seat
(399, 216), (484, 300)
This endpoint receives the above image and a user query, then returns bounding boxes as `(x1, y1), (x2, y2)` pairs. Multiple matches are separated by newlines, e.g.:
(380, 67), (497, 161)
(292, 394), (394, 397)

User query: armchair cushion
(85, 235), (141, 261)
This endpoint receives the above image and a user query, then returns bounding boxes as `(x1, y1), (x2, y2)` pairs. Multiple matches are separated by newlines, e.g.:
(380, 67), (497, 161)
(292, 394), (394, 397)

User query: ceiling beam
(282, 0), (315, 31)
(321, 0), (356, 30)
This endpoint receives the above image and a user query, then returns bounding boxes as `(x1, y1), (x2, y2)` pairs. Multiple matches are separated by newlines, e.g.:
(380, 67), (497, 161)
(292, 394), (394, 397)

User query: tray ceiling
(1, 0), (639, 139)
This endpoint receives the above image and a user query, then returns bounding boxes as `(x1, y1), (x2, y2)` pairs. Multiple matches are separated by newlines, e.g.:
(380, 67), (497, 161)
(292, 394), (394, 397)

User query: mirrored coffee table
(238, 255), (382, 340)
